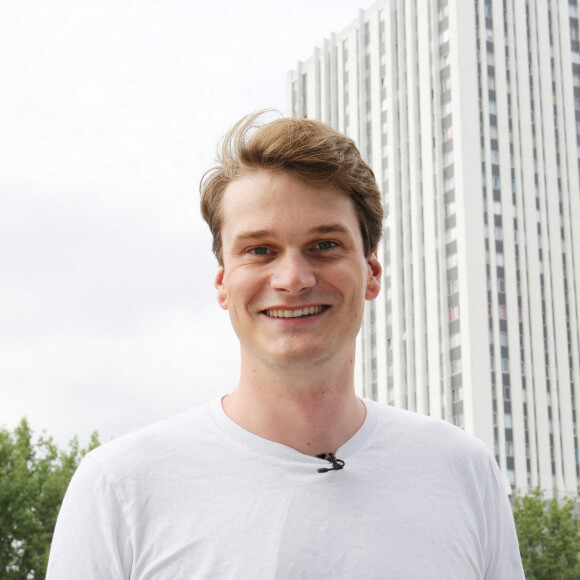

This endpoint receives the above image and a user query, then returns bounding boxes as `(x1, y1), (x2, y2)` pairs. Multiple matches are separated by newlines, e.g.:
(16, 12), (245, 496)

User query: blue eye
(251, 247), (269, 255)
(317, 241), (337, 250)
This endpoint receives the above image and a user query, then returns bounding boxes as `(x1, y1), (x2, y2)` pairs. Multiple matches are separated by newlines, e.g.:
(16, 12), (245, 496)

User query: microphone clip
(317, 452), (345, 473)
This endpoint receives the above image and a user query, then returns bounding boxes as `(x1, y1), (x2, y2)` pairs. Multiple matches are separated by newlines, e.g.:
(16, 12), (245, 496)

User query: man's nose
(270, 250), (316, 294)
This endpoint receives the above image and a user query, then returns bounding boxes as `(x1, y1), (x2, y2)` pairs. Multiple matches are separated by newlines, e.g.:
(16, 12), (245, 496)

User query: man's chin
(263, 343), (336, 368)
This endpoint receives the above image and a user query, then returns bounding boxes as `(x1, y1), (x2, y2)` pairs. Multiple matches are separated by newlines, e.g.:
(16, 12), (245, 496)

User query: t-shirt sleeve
(46, 453), (133, 580)
(482, 455), (525, 579)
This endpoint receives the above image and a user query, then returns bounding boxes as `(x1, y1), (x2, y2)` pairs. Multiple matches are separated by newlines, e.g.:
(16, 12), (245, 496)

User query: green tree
(513, 487), (580, 580)
(0, 419), (99, 579)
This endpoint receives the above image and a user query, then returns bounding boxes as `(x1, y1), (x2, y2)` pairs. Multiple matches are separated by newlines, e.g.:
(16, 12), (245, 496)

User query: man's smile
(262, 305), (330, 319)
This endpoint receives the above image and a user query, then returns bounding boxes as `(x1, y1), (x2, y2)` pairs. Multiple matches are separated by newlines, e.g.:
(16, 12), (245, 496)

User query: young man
(47, 113), (524, 578)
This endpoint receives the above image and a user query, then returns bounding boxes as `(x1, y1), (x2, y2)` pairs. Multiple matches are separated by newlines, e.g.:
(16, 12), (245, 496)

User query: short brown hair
(200, 111), (383, 264)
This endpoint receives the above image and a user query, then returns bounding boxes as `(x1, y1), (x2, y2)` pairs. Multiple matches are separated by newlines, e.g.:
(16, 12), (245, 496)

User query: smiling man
(47, 113), (524, 579)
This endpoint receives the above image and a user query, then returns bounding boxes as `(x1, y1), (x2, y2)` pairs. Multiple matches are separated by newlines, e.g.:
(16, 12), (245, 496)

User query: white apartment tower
(288, 0), (580, 498)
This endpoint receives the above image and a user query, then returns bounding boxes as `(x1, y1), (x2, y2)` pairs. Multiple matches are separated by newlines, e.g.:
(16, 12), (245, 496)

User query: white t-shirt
(47, 398), (524, 579)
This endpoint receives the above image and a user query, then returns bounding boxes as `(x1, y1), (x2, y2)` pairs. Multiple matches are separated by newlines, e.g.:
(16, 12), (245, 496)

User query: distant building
(288, 0), (580, 498)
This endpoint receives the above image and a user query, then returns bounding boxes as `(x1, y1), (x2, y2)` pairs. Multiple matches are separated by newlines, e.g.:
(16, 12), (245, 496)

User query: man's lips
(262, 305), (330, 319)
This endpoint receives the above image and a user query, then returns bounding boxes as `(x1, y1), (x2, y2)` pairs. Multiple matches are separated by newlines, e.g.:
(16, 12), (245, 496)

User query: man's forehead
(222, 172), (353, 215)
(219, 170), (360, 241)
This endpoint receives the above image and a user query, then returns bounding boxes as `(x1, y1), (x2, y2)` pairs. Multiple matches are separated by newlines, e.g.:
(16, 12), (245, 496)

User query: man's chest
(124, 472), (486, 579)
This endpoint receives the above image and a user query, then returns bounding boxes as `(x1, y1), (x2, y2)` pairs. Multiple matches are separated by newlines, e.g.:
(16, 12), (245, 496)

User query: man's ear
(214, 266), (228, 310)
(365, 251), (382, 301)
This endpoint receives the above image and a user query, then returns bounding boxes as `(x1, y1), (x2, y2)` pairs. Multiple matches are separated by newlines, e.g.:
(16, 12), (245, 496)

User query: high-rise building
(288, 0), (580, 498)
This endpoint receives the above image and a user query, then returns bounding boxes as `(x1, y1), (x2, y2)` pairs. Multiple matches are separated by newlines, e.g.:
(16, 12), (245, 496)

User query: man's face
(215, 170), (381, 370)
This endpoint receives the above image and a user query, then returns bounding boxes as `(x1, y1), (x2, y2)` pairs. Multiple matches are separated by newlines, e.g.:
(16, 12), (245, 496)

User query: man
(47, 113), (524, 578)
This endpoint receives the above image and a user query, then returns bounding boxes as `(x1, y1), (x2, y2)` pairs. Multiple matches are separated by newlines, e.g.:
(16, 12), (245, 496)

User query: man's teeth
(265, 306), (325, 318)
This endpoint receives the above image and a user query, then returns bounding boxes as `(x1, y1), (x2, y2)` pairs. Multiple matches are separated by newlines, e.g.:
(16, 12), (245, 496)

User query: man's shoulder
(367, 399), (491, 460)
(85, 401), (217, 474)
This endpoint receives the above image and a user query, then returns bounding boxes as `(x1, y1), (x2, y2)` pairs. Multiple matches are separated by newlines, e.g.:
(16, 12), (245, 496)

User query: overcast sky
(0, 0), (376, 447)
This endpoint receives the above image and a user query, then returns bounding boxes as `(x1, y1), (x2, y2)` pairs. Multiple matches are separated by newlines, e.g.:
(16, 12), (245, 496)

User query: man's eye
(317, 241), (337, 250)
(250, 247), (269, 255)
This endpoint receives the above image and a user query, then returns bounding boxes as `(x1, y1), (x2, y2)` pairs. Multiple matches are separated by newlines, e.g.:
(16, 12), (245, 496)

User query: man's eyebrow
(310, 224), (352, 235)
(233, 224), (353, 243)
(233, 229), (274, 242)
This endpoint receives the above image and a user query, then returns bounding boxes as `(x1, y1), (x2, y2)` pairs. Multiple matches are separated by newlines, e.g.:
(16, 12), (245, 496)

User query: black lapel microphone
(317, 452), (345, 473)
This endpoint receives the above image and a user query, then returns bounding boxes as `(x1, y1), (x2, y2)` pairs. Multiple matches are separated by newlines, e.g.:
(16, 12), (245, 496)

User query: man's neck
(221, 356), (365, 457)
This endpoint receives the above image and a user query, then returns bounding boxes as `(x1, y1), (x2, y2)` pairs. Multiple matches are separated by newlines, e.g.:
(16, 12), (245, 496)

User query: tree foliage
(0, 419), (99, 579)
(513, 487), (580, 580)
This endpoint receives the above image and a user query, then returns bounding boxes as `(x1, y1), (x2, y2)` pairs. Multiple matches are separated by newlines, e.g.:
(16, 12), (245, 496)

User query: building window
(507, 469), (515, 485)
(452, 386), (463, 401)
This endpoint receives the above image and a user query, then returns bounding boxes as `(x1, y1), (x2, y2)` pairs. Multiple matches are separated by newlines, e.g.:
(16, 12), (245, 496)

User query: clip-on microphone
(317, 452), (345, 473)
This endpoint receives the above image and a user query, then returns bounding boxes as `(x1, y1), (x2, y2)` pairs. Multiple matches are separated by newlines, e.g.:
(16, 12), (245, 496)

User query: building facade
(288, 0), (580, 498)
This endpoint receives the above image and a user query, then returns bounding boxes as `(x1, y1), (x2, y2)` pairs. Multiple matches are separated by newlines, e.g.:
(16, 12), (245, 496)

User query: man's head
(200, 112), (383, 265)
